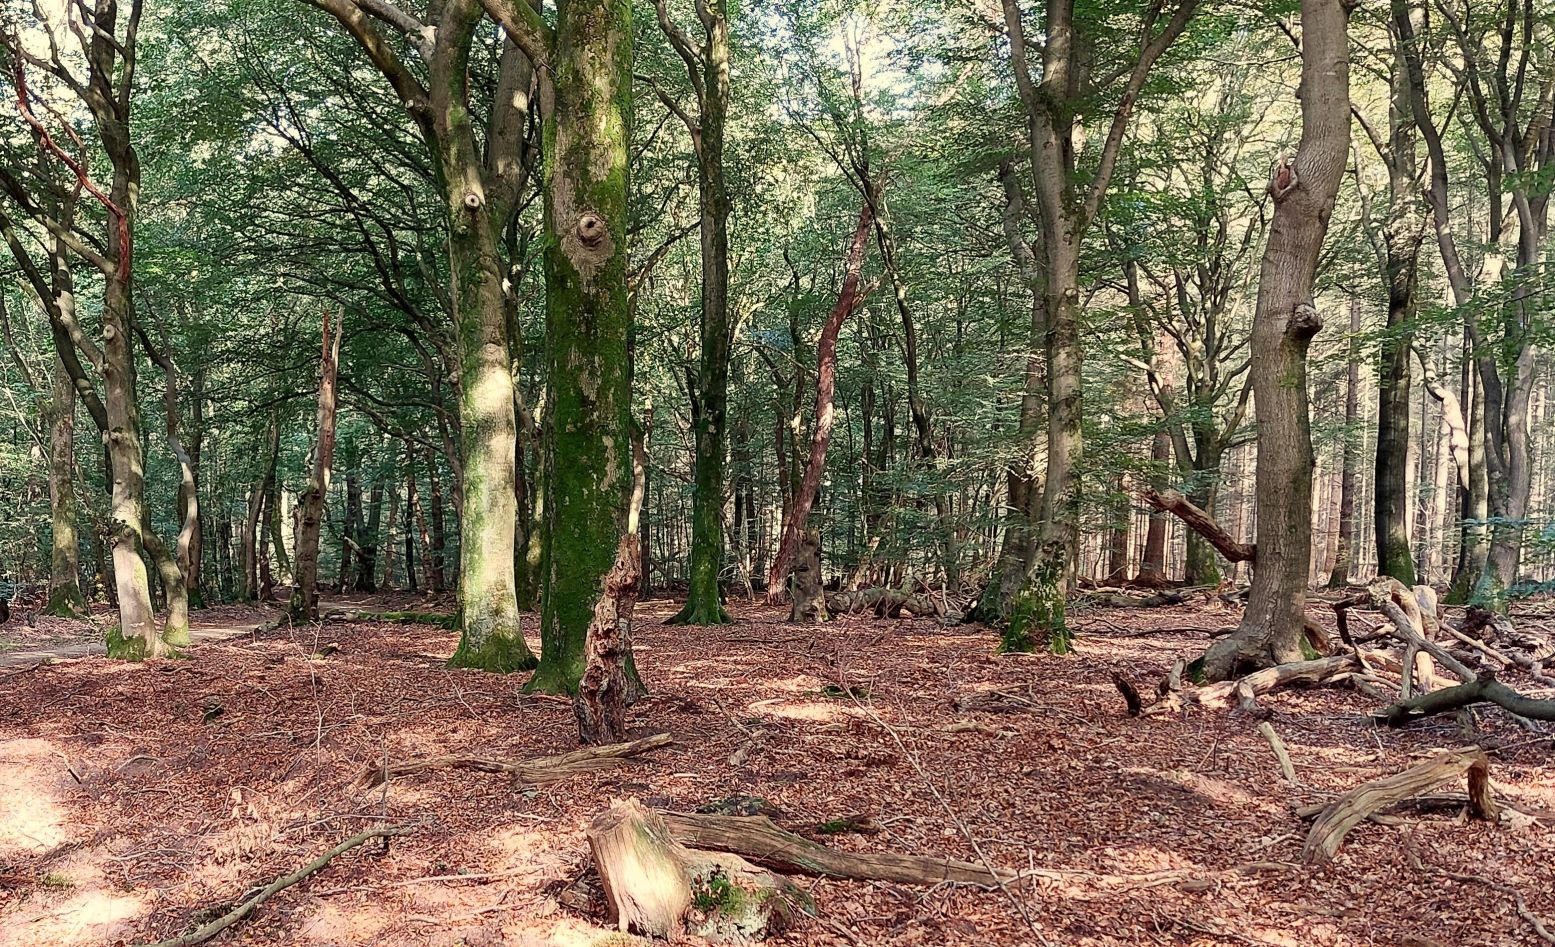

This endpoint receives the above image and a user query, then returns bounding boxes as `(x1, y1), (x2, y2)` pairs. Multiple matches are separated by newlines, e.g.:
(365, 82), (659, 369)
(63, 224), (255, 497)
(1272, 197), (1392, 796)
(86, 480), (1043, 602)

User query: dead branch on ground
(1302, 748), (1496, 864)
(359, 733), (673, 787)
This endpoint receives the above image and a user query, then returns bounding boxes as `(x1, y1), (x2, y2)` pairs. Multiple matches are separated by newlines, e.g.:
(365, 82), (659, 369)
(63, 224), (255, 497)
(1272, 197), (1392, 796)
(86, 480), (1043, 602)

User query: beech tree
(1198, 0), (1352, 680)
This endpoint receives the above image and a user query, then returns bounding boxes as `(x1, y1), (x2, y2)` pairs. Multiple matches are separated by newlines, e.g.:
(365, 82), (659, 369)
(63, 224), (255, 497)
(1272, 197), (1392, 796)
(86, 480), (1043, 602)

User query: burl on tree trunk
(589, 799), (809, 940)
(574, 535), (641, 745)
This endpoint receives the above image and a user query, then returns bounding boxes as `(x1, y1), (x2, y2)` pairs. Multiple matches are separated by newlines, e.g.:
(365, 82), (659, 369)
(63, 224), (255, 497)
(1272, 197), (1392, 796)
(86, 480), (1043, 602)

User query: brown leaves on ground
(0, 596), (1552, 947)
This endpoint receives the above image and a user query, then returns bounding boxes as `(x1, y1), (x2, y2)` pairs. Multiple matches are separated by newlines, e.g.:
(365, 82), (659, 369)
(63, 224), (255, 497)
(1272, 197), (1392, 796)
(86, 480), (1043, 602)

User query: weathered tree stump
(1302, 748), (1497, 864)
(589, 799), (808, 940)
(575, 535), (641, 745)
(788, 529), (827, 623)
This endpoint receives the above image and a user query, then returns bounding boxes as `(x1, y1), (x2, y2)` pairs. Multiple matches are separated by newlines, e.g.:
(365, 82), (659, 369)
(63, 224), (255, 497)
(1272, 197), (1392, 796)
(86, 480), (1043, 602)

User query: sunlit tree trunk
(1199, 0), (1351, 681)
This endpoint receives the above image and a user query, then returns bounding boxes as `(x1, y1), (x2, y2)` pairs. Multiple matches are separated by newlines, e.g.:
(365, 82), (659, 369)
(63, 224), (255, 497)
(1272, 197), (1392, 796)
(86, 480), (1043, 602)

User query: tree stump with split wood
(575, 535), (641, 745)
(589, 799), (810, 940)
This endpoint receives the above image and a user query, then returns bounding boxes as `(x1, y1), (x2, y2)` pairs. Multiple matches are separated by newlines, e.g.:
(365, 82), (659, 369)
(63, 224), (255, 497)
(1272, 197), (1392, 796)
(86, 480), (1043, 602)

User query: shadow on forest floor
(1, 596), (1551, 946)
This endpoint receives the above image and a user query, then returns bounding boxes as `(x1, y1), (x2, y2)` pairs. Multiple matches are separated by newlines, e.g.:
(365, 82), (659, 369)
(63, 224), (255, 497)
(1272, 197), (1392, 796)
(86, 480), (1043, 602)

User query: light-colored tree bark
(290, 311), (344, 622)
(1199, 0), (1351, 681)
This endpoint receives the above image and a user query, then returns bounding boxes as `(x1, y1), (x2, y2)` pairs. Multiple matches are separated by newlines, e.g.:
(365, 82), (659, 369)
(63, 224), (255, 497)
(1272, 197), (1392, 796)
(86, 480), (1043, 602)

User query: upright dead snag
(575, 535), (642, 744)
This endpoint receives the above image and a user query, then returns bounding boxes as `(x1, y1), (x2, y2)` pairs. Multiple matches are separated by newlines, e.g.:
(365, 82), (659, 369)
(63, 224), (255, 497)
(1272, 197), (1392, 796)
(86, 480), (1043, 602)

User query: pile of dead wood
(1113, 577), (1555, 725)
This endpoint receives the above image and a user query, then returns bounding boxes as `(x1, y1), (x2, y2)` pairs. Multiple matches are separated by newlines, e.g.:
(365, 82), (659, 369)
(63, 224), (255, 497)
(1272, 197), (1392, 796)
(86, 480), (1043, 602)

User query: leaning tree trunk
(765, 204), (873, 606)
(528, 0), (635, 694)
(1328, 298), (1361, 588)
(45, 352), (86, 617)
(290, 312), (343, 623)
(1199, 0), (1351, 682)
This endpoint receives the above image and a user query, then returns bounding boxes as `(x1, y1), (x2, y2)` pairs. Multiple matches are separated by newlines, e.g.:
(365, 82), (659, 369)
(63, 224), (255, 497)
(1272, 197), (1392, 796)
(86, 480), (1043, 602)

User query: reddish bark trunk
(765, 204), (873, 606)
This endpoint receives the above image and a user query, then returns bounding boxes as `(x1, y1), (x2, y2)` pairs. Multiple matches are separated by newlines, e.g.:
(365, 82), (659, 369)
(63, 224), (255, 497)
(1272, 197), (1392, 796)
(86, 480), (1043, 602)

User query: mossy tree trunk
(654, 0), (734, 626)
(997, 0), (1196, 652)
(46, 353), (86, 617)
(487, 0), (635, 693)
(1200, 0), (1351, 682)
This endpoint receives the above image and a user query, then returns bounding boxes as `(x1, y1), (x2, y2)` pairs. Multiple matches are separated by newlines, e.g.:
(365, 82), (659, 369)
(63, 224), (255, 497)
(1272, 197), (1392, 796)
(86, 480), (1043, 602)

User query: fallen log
(1196, 655), (1358, 711)
(360, 732), (673, 787)
(137, 823), (414, 947)
(825, 587), (941, 618)
(660, 810), (1015, 887)
(1302, 748), (1497, 864)
(590, 800), (808, 940)
(1377, 672), (1555, 726)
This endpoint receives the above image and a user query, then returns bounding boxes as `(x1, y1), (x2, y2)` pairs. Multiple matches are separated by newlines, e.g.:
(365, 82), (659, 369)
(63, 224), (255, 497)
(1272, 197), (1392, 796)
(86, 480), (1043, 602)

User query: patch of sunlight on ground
(747, 698), (842, 722)
(0, 888), (147, 947)
(297, 899), (395, 944)
(0, 738), (72, 858)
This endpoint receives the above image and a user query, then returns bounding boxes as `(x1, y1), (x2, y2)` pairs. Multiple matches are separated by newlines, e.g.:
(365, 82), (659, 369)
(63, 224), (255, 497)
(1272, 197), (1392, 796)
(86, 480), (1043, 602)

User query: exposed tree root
(136, 823), (414, 947)
(659, 810), (1016, 887)
(359, 733), (673, 787)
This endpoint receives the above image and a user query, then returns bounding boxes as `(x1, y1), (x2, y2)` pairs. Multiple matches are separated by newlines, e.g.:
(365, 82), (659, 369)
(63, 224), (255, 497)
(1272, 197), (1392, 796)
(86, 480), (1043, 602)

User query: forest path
(0, 592), (447, 669)
(0, 606), (284, 669)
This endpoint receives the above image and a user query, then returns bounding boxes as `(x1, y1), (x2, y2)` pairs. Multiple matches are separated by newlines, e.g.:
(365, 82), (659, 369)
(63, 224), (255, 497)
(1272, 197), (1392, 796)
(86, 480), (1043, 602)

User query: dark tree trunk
(290, 311), (343, 622)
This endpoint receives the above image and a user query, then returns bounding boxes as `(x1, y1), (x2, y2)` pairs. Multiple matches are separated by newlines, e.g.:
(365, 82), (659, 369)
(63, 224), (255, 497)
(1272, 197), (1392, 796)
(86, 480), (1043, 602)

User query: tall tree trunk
(290, 311), (343, 622)
(527, 0), (636, 694)
(339, 461), (361, 589)
(1329, 298), (1361, 588)
(425, 448), (448, 594)
(1199, 0), (1350, 681)
(764, 204), (873, 606)
(355, 473), (384, 592)
(381, 480), (399, 589)
(45, 352), (86, 617)
(662, 0), (734, 626)
(1136, 431), (1170, 584)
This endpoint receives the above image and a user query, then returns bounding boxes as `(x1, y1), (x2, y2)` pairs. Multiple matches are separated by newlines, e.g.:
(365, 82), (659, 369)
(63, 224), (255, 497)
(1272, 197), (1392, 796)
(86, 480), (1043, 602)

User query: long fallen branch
(136, 823), (415, 947)
(1378, 673), (1555, 726)
(360, 733), (674, 787)
(659, 810), (1015, 887)
(1302, 748), (1497, 865)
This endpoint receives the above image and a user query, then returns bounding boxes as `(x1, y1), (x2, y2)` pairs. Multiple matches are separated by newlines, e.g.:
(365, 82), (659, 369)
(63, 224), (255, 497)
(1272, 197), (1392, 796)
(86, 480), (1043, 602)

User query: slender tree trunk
(45, 352), (86, 617)
(355, 473), (384, 591)
(664, 0), (734, 626)
(290, 311), (343, 622)
(339, 462), (362, 588)
(381, 480), (399, 589)
(1199, 0), (1351, 681)
(529, 0), (635, 693)
(1136, 430), (1170, 584)
(425, 449), (448, 594)
(765, 204), (873, 606)
(1329, 298), (1361, 588)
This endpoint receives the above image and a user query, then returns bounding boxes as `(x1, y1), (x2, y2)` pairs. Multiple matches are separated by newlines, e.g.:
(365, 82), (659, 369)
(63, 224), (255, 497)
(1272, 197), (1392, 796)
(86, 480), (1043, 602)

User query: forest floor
(1, 594), (1552, 947)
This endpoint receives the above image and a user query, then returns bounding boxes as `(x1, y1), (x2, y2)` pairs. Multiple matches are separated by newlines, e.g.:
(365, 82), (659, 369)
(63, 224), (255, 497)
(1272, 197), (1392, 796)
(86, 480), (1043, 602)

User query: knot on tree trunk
(577, 212), (607, 248)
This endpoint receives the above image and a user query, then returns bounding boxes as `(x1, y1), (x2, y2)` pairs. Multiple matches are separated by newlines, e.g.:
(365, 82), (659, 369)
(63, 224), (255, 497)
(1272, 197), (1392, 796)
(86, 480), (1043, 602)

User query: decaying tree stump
(1302, 748), (1497, 864)
(589, 799), (809, 940)
(575, 535), (641, 744)
(788, 529), (827, 623)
